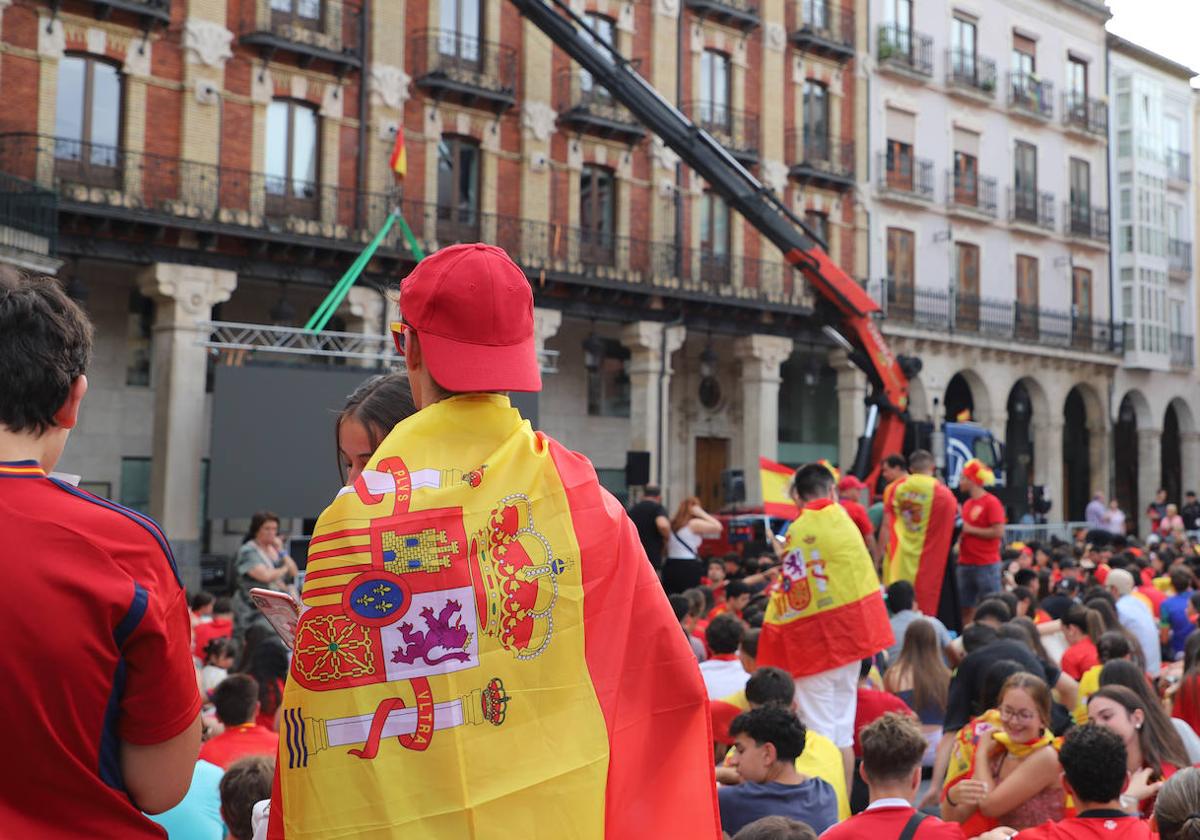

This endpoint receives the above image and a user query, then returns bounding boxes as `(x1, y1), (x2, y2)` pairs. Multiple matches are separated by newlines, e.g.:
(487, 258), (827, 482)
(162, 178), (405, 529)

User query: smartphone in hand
(249, 588), (300, 649)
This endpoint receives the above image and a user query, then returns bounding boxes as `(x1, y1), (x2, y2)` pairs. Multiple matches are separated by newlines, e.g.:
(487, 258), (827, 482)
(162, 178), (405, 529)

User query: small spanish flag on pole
(760, 457), (798, 518)
(389, 126), (407, 180)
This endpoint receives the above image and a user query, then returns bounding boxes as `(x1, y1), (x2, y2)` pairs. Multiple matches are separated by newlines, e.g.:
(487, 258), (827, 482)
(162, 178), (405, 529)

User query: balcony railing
(556, 69), (644, 143)
(92, 0), (171, 25)
(684, 0), (760, 30)
(1170, 238), (1193, 275)
(239, 0), (362, 70)
(877, 24), (933, 77)
(878, 152), (933, 200)
(1062, 93), (1108, 137)
(1064, 203), (1109, 242)
(410, 30), (518, 111)
(874, 279), (1123, 354)
(945, 50), (996, 97)
(1008, 187), (1054, 230)
(1168, 150), (1191, 184)
(945, 171), (997, 217)
(0, 171), (57, 256)
(684, 101), (759, 163)
(791, 0), (854, 60)
(1008, 72), (1053, 119)
(787, 130), (853, 187)
(1171, 333), (1195, 368)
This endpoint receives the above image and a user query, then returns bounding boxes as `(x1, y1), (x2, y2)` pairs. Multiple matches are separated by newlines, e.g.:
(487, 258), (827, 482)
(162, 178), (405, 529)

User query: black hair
(729, 706), (807, 763)
(859, 657), (874, 680)
(243, 511), (280, 546)
(1014, 569), (1038, 588)
(668, 593), (690, 622)
(726, 580), (752, 600)
(705, 613), (745, 655)
(213, 674), (260, 726)
(791, 463), (835, 502)
(973, 599), (1013, 625)
(740, 628), (760, 660)
(962, 623), (998, 653)
(213, 596), (233, 616)
(886, 579), (915, 613)
(745, 666), (795, 708)
(204, 636), (239, 663)
(190, 591), (215, 611)
(1097, 630), (1132, 663)
(882, 453), (908, 471)
(979, 660), (1025, 713)
(337, 373), (417, 483)
(1059, 724), (1129, 804)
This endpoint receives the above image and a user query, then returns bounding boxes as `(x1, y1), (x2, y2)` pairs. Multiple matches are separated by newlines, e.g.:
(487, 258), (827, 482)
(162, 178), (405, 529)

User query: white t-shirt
(699, 657), (750, 700)
(666, 524), (703, 560)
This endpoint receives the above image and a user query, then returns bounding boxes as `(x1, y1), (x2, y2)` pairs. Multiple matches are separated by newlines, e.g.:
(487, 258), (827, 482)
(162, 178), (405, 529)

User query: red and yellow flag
(882, 473), (957, 615)
(760, 456), (798, 519)
(389, 127), (407, 180)
(269, 394), (719, 839)
(758, 499), (892, 678)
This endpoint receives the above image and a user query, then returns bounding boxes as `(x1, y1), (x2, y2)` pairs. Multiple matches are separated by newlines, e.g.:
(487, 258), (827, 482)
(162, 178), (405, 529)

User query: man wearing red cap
(269, 244), (721, 839)
(837, 474), (878, 562)
(957, 458), (1005, 626)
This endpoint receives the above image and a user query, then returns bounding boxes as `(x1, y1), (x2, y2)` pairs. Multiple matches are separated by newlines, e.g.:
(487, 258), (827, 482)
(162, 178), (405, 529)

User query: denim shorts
(958, 562), (1002, 609)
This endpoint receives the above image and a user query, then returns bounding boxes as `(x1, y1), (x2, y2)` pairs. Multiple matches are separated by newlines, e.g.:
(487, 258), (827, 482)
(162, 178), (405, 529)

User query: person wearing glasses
(941, 672), (1063, 832)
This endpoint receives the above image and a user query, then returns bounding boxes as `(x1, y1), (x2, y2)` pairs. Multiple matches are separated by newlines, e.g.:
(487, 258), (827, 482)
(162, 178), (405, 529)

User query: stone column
(1137, 428), (1163, 536)
(623, 321), (686, 487)
(734, 334), (794, 505)
(139, 263), (237, 590)
(1089, 418), (1111, 507)
(830, 350), (866, 470)
(1182, 431), (1200, 501)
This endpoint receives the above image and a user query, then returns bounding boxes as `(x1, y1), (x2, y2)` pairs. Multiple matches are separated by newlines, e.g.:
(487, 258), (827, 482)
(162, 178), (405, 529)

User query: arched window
(54, 54), (123, 186)
(265, 99), (320, 218)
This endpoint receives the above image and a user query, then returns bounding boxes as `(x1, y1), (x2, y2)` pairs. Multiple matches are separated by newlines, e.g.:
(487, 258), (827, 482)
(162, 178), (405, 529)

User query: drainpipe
(673, 0), (686, 276)
(1105, 39), (1115, 356)
(355, 0), (371, 230)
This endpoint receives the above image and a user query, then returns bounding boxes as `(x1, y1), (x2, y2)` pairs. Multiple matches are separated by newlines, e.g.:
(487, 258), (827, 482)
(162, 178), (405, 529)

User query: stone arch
(1162, 399), (1193, 507)
(1062, 383), (1107, 521)
(1004, 377), (1049, 522)
(943, 369), (994, 426)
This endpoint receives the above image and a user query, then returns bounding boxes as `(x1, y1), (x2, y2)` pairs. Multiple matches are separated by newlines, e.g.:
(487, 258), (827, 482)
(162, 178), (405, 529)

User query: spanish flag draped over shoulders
(883, 473), (957, 615)
(758, 499), (892, 678)
(269, 394), (720, 839)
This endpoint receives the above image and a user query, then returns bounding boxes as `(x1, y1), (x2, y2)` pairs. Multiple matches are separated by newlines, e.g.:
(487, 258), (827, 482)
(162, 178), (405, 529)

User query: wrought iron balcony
(684, 0), (760, 31)
(945, 50), (996, 98)
(945, 170), (997, 218)
(1168, 149), (1191, 185)
(787, 131), (853, 189)
(1008, 187), (1054, 231)
(410, 30), (518, 112)
(877, 152), (933, 201)
(791, 0), (854, 61)
(89, 0), (171, 26)
(1170, 238), (1192, 276)
(877, 24), (933, 78)
(1171, 333), (1195, 368)
(1063, 203), (1109, 243)
(874, 279), (1123, 355)
(556, 69), (645, 143)
(1062, 93), (1107, 137)
(239, 0), (362, 71)
(684, 101), (759, 165)
(1008, 72), (1053, 120)
(0, 171), (57, 258)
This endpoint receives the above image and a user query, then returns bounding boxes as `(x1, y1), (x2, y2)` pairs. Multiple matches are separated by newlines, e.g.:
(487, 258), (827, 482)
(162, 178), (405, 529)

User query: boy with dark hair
(194, 595), (235, 661)
(1016, 724), (1151, 838)
(885, 579), (954, 665)
(711, 580), (753, 619)
(220, 755), (275, 840)
(720, 706), (839, 836)
(1160, 566), (1196, 659)
(702, 613), (750, 699)
(823, 713), (966, 840)
(733, 816), (817, 840)
(0, 268), (201, 835)
(973, 599), (1013, 627)
(191, 591), (216, 620)
(199, 674), (279, 770)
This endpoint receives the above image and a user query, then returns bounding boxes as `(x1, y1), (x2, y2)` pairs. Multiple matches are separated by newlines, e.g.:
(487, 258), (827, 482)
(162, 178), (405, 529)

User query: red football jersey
(960, 492), (1005, 566)
(199, 723), (280, 769)
(0, 461), (201, 839)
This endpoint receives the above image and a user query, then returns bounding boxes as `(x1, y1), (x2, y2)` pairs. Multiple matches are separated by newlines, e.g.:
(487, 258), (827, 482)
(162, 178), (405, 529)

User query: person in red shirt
(838, 474), (880, 561)
(193, 596), (235, 661)
(709, 580), (752, 620)
(957, 459), (1006, 626)
(0, 269), (201, 838)
(823, 712), (965, 840)
(853, 658), (914, 758)
(1061, 604), (1104, 681)
(1016, 723), (1153, 839)
(199, 675), (280, 770)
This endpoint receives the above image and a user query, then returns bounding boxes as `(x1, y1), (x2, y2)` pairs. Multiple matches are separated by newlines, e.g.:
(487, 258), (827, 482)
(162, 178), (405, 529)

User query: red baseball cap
(399, 243), (541, 393)
(837, 475), (865, 492)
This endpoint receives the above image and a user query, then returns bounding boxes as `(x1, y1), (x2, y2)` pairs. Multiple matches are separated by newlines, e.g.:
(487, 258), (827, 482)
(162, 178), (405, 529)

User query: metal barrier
(1003, 522), (1090, 545)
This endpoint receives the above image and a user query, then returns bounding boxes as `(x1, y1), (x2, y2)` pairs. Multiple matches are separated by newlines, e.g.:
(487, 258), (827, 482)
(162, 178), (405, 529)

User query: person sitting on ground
(1099, 659), (1200, 765)
(198, 675), (279, 770)
(732, 816), (817, 840)
(884, 579), (955, 667)
(712, 666), (851, 822)
(941, 672), (1064, 833)
(884, 618), (951, 762)
(1153, 767), (1200, 840)
(824, 713), (967, 840)
(719, 706), (839, 837)
(1088, 684), (1189, 816)
(1016, 723), (1154, 839)
(194, 596), (235, 663)
(669, 593), (707, 662)
(200, 637), (239, 697)
(702, 613), (751, 700)
(219, 755), (274, 840)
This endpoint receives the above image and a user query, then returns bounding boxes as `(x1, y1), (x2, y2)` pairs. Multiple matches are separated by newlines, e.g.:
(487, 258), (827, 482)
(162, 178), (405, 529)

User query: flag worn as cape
(760, 457), (798, 519)
(269, 394), (720, 839)
(882, 473), (957, 615)
(758, 499), (893, 679)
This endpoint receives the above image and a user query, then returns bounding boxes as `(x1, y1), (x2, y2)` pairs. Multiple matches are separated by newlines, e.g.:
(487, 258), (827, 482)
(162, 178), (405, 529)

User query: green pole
(305, 210), (402, 332)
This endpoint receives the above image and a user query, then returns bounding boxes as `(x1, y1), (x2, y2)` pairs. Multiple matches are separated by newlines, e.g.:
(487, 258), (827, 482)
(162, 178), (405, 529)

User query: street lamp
(699, 342), (717, 379)
(583, 330), (606, 373)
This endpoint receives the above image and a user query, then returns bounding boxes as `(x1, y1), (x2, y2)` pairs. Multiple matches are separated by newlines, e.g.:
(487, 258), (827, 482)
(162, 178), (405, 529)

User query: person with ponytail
(941, 672), (1063, 833)
(1101, 659), (1200, 764)
(1154, 767), (1200, 840)
(1088, 684), (1189, 816)
(1060, 604), (1103, 681)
